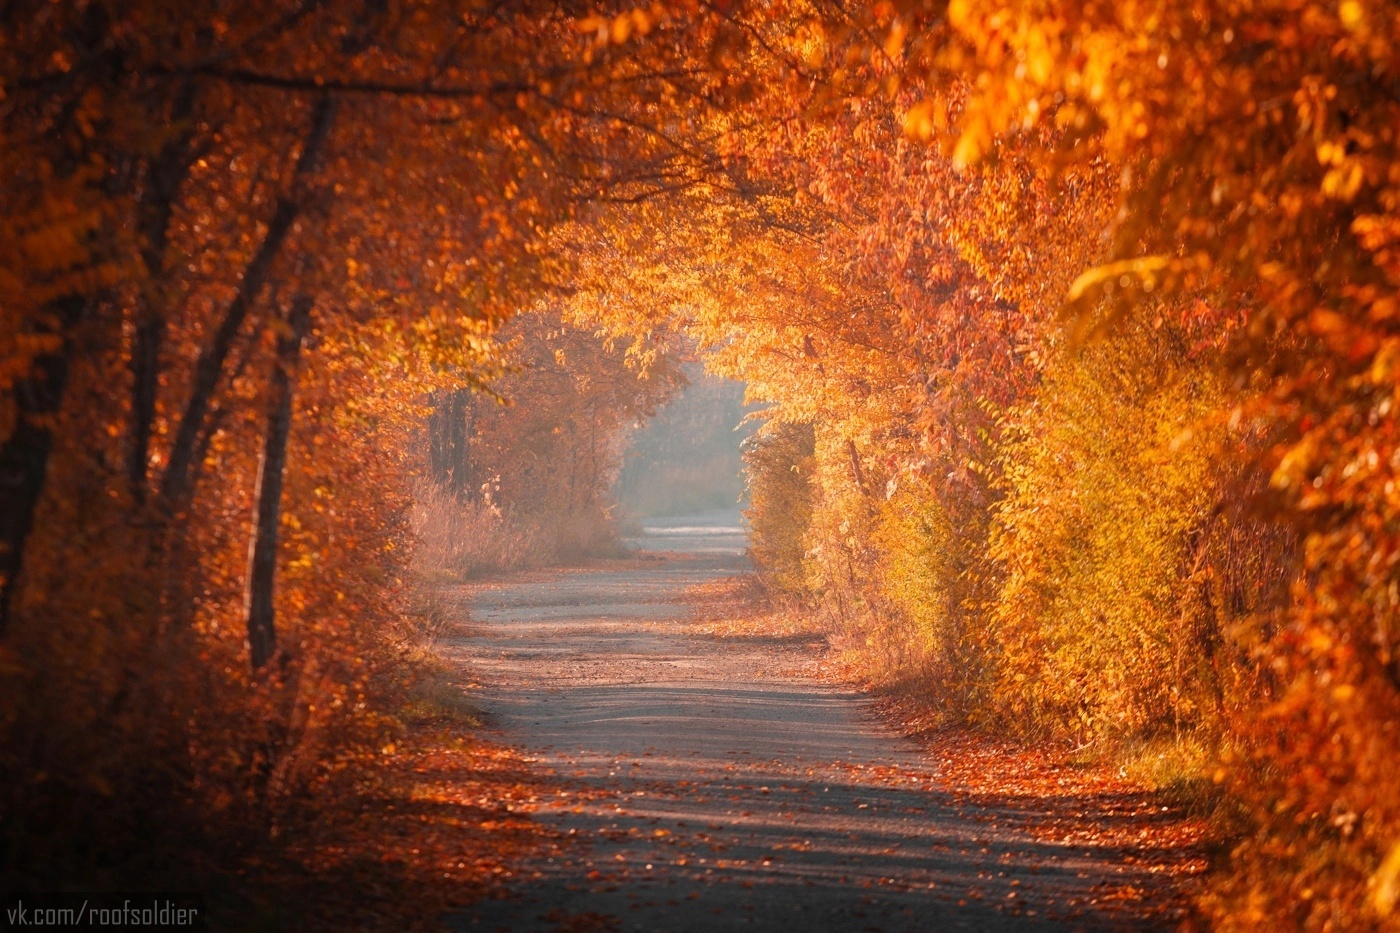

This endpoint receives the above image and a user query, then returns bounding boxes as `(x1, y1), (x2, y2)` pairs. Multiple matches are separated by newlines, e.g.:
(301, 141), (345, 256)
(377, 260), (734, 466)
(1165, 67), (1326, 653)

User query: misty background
(615, 366), (756, 519)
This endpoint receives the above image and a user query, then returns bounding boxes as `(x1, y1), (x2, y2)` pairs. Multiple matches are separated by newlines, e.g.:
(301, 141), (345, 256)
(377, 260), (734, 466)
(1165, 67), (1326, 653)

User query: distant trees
(411, 312), (681, 579)
(427, 390), (475, 499)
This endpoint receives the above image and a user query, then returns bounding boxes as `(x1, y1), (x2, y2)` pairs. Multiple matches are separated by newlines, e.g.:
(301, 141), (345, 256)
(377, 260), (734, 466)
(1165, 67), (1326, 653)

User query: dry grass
(411, 483), (553, 580)
(410, 481), (631, 581)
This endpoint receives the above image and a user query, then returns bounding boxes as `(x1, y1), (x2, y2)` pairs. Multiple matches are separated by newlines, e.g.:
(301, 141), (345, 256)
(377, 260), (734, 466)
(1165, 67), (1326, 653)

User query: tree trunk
(428, 392), (447, 485)
(128, 310), (163, 503)
(128, 79), (199, 502)
(0, 295), (88, 633)
(245, 294), (313, 672)
(428, 388), (473, 497)
(450, 391), (474, 496)
(160, 94), (338, 508)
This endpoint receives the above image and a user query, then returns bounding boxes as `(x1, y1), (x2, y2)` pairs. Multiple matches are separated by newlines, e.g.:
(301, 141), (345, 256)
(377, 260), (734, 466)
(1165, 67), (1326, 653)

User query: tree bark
(428, 388), (473, 497)
(160, 93), (338, 508)
(245, 294), (313, 671)
(450, 391), (473, 496)
(0, 296), (88, 633)
(128, 79), (199, 502)
(428, 393), (447, 485)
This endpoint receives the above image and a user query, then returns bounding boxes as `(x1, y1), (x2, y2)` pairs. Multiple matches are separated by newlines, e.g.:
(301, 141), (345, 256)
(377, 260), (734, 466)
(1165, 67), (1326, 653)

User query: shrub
(743, 421), (815, 593)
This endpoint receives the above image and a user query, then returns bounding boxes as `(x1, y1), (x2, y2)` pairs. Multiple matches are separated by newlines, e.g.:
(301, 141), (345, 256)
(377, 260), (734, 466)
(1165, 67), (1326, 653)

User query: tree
(0, 0), (753, 880)
(244, 293), (313, 672)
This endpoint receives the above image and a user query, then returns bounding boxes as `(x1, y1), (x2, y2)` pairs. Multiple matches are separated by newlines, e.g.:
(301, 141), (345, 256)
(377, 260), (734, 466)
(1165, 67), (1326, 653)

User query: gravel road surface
(446, 511), (1171, 932)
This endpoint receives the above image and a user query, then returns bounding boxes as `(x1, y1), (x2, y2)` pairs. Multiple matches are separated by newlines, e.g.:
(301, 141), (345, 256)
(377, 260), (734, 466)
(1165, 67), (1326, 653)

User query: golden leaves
(884, 20), (908, 61)
(1270, 434), (1317, 492)
(576, 4), (668, 47)
(4, 2), (1397, 926)
(1372, 840), (1400, 917)
(1338, 0), (1366, 32)
(901, 100), (940, 142)
(950, 113), (992, 169)
(1322, 159), (1365, 201)
(1064, 256), (1172, 304)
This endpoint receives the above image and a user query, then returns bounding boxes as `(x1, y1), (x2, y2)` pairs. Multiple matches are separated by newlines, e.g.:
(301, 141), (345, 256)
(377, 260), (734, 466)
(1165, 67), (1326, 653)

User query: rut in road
(445, 511), (1195, 932)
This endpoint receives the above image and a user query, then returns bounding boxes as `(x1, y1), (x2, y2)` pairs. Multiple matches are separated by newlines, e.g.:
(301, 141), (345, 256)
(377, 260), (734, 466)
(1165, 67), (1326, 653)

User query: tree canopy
(3, 1), (1399, 927)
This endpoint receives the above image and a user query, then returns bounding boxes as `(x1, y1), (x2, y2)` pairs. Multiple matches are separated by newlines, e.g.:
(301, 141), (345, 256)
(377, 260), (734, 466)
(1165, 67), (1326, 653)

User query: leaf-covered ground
(212, 513), (1214, 931)
(694, 574), (1216, 929)
(433, 512), (1212, 931)
(217, 726), (566, 931)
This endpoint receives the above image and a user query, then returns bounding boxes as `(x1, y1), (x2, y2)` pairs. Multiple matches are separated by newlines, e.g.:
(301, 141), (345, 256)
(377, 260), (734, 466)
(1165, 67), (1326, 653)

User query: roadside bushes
(0, 324), (426, 886)
(856, 469), (983, 716)
(990, 318), (1280, 745)
(410, 481), (552, 580)
(743, 412), (992, 724)
(740, 315), (1294, 752)
(742, 421), (815, 594)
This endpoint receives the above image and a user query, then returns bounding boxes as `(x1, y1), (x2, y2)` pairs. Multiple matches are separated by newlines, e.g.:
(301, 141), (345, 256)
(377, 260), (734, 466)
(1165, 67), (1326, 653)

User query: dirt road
(445, 511), (1191, 932)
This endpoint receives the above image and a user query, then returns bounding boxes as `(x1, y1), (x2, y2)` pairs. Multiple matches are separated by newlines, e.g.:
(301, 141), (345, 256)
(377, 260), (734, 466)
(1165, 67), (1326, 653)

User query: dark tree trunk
(428, 389), (473, 497)
(128, 311), (163, 503)
(245, 294), (313, 671)
(0, 296), (88, 634)
(128, 79), (199, 502)
(427, 395), (445, 483)
(160, 93), (338, 508)
(450, 391), (473, 496)
(0, 5), (123, 633)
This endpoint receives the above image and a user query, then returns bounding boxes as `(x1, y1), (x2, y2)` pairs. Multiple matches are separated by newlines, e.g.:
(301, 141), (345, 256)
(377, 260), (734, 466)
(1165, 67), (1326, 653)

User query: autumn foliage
(567, 2), (1400, 929)
(3, 0), (1400, 929)
(0, 0), (716, 913)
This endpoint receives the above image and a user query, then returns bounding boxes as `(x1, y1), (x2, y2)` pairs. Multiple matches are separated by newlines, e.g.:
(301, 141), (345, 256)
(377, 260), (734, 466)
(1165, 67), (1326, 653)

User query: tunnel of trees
(2, 1), (1399, 928)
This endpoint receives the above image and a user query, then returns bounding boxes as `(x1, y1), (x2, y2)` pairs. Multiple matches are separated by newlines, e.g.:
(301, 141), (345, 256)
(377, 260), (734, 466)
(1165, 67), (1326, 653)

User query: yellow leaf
(1339, 0), (1365, 31)
(902, 101), (937, 141)
(1322, 160), (1364, 201)
(610, 13), (634, 44)
(1371, 840), (1400, 916)
(1065, 256), (1171, 303)
(884, 21), (907, 59)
